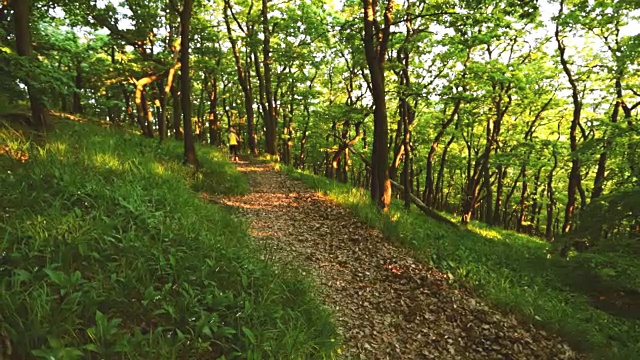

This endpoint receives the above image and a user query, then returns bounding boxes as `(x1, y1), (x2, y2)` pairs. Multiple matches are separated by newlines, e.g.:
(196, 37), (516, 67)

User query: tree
(223, 0), (257, 153)
(180, 0), (198, 166)
(10, 0), (52, 130)
(362, 0), (393, 211)
(11, 0), (638, 247)
(261, 0), (277, 155)
(555, 0), (583, 233)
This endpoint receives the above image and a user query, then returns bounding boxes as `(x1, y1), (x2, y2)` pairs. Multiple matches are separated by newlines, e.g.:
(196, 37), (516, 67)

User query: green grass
(0, 118), (338, 359)
(282, 166), (640, 360)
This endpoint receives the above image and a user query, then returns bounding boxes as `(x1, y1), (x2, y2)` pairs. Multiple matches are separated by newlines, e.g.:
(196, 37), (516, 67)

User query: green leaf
(44, 268), (67, 286)
(242, 326), (256, 344)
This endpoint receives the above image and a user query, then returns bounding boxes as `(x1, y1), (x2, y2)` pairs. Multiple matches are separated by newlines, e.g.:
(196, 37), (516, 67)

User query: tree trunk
(388, 118), (404, 181)
(435, 132), (456, 209)
(516, 165), (528, 233)
(208, 73), (221, 146)
(141, 90), (154, 138)
(362, 0), (393, 211)
(556, 0), (582, 233)
(592, 79), (622, 200)
(12, 0), (52, 130)
(223, 0), (256, 153)
(297, 121), (309, 169)
(261, 0), (277, 155)
(160, 63), (179, 141)
(134, 75), (158, 137)
(156, 80), (167, 140)
(426, 100), (460, 207)
(252, 45), (268, 137)
(462, 155), (485, 224)
(196, 73), (208, 142)
(181, 0), (198, 166)
(482, 158), (493, 224)
(493, 165), (507, 226)
(529, 166), (543, 230)
(297, 73), (316, 168)
(403, 126), (411, 209)
(502, 169), (523, 227)
(546, 151), (559, 241)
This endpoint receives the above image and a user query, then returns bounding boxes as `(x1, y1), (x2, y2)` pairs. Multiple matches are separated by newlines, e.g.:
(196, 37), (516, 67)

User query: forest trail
(218, 159), (581, 360)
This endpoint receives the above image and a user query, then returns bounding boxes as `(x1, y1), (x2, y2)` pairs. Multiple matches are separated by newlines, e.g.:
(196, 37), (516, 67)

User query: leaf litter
(218, 161), (583, 360)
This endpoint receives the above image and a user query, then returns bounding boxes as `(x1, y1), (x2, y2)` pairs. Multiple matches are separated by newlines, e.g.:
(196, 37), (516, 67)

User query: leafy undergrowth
(282, 167), (640, 360)
(0, 118), (336, 359)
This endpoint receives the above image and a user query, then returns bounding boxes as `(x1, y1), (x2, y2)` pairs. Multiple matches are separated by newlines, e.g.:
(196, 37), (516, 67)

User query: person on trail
(228, 128), (240, 162)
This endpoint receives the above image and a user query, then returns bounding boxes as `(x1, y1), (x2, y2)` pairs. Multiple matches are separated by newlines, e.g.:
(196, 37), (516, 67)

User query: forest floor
(215, 158), (582, 360)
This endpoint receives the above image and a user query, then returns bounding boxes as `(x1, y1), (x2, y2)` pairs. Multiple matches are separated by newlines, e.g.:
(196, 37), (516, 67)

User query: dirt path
(219, 160), (581, 360)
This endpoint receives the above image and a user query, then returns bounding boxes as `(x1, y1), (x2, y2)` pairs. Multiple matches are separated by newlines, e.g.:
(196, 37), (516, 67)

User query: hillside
(0, 116), (336, 359)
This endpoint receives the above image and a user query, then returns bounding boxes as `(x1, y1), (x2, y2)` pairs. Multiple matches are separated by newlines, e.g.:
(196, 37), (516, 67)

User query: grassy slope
(282, 167), (640, 360)
(0, 118), (337, 359)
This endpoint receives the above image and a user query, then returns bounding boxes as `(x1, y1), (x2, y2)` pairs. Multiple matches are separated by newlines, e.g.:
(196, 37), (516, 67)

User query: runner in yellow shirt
(228, 128), (240, 162)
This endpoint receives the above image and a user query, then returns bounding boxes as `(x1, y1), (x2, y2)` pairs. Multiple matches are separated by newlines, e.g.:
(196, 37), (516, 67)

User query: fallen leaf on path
(217, 161), (583, 360)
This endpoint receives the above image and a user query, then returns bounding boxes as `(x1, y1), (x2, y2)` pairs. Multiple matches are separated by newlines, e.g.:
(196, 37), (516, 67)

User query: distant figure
(228, 128), (240, 162)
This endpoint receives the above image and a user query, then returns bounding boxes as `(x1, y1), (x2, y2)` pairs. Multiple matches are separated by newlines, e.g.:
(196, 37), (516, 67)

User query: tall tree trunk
(297, 73), (316, 169)
(546, 151), (559, 241)
(388, 118), (404, 181)
(208, 72), (221, 146)
(134, 75), (158, 137)
(135, 89), (148, 135)
(426, 99), (461, 207)
(181, 0), (198, 166)
(156, 80), (167, 141)
(362, 0), (393, 211)
(482, 158), (493, 224)
(556, 0), (582, 233)
(396, 29), (415, 209)
(592, 78), (622, 200)
(516, 165), (528, 233)
(161, 63), (179, 141)
(11, 0), (52, 130)
(462, 155), (485, 224)
(196, 74), (208, 141)
(402, 123), (411, 209)
(502, 169), (523, 227)
(261, 0), (277, 155)
(435, 132), (456, 209)
(462, 108), (506, 225)
(223, 0), (256, 153)
(297, 121), (309, 168)
(493, 165), (507, 226)
(140, 90), (154, 138)
(529, 166), (543, 230)
(282, 111), (290, 165)
(252, 44), (268, 135)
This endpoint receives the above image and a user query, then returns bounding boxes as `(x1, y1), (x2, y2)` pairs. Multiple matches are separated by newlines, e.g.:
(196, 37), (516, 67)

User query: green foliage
(573, 189), (640, 244)
(283, 167), (640, 359)
(0, 119), (337, 358)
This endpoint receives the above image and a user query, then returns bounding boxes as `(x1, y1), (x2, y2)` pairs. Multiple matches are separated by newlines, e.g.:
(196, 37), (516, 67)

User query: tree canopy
(1, 0), (639, 248)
